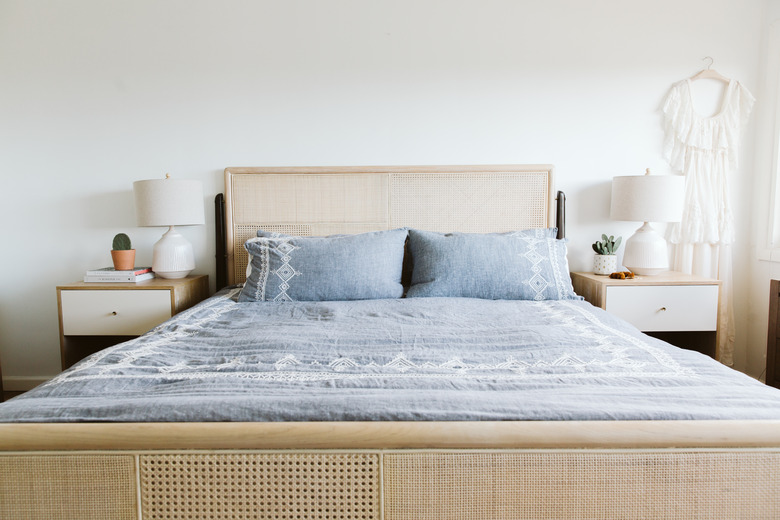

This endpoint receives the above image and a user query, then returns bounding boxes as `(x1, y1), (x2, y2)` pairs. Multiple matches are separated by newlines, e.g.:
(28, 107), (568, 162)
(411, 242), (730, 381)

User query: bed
(2, 164), (780, 519)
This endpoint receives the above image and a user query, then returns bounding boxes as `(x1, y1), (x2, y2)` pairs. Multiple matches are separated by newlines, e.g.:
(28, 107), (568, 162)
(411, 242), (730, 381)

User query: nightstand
(56, 275), (209, 369)
(571, 271), (721, 360)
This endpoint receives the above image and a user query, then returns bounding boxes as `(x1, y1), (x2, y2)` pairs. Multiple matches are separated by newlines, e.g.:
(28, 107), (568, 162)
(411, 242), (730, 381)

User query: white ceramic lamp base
(622, 222), (669, 276)
(152, 226), (195, 279)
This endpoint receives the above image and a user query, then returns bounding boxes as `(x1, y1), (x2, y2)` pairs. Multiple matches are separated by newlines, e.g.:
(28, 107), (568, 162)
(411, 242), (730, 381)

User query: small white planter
(593, 254), (617, 275)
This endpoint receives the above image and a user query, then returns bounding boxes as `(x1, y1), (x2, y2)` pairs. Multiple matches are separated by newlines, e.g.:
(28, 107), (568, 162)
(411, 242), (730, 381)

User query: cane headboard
(221, 165), (558, 286)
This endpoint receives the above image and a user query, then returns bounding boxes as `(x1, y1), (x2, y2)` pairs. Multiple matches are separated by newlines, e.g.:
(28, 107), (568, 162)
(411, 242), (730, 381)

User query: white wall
(748, 1), (780, 380)
(0, 0), (767, 387)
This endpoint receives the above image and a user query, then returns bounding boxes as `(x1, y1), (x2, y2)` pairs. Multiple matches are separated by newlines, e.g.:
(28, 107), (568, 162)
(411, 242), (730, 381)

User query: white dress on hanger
(661, 78), (754, 366)
(663, 79), (754, 245)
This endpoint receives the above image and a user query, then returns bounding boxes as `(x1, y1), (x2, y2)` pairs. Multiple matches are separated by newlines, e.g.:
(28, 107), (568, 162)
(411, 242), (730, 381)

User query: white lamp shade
(133, 178), (205, 227)
(610, 174), (685, 223)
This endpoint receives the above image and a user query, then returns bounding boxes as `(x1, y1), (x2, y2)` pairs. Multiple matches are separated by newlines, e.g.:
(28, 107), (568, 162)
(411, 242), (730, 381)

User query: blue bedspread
(3, 288), (780, 422)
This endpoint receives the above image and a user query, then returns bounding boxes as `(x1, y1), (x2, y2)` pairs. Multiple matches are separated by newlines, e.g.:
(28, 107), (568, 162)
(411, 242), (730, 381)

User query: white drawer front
(61, 290), (172, 335)
(605, 285), (718, 332)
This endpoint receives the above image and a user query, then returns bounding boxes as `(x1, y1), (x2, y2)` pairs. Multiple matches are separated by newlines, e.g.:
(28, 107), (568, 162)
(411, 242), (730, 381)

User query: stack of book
(84, 267), (155, 283)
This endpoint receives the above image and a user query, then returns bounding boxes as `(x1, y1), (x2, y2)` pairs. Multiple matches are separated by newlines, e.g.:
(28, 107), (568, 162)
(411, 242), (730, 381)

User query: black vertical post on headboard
(215, 193), (227, 290)
(556, 191), (566, 239)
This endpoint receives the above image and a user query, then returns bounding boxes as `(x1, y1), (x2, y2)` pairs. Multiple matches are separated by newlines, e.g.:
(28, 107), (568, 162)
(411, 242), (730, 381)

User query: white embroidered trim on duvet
(49, 295), (693, 385)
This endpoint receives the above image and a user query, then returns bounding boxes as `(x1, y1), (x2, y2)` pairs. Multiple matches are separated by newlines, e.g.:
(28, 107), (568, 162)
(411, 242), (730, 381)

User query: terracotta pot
(111, 249), (136, 271)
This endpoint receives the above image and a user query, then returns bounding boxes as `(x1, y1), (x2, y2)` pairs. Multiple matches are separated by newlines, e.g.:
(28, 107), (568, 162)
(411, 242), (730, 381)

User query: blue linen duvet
(3, 287), (780, 422)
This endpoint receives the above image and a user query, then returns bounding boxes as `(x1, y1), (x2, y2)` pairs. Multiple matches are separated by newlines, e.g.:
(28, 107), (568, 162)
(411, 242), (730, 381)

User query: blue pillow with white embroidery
(406, 228), (580, 300)
(239, 229), (408, 302)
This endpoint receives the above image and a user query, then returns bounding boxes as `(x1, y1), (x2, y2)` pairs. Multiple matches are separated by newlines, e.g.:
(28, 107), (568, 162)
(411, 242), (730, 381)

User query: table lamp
(610, 169), (685, 275)
(133, 175), (205, 279)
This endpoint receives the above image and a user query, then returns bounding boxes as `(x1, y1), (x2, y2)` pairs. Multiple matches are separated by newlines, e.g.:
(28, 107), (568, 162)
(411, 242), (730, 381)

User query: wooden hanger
(690, 56), (730, 82)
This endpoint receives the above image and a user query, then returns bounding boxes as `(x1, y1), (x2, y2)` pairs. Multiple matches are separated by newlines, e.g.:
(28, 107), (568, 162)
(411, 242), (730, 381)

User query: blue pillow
(239, 229), (408, 302)
(256, 230), (345, 238)
(406, 228), (579, 300)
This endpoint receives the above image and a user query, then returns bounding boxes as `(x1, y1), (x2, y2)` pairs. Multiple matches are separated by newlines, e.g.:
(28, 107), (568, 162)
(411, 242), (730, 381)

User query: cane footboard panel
(3, 447), (780, 519)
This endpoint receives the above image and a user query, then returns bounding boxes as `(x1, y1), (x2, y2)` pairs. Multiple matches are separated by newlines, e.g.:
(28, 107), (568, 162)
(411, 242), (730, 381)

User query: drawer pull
(110, 311), (118, 316)
(659, 307), (667, 312)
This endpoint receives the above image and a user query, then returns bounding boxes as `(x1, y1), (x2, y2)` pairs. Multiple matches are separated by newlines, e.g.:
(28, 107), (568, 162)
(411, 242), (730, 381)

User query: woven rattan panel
(140, 452), (380, 520)
(230, 173), (388, 225)
(0, 454), (137, 520)
(228, 172), (390, 286)
(389, 172), (549, 232)
(226, 167), (553, 285)
(384, 450), (780, 520)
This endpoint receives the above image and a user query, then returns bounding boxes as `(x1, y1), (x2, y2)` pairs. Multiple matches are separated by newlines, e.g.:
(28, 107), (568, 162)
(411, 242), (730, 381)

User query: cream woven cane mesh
(226, 168), (553, 285)
(140, 452), (380, 520)
(383, 450), (780, 520)
(388, 172), (549, 232)
(0, 454), (137, 520)
(230, 173), (388, 225)
(228, 173), (391, 285)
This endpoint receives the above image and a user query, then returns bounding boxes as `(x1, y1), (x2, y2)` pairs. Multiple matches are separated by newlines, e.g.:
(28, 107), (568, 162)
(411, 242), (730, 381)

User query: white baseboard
(3, 376), (53, 392)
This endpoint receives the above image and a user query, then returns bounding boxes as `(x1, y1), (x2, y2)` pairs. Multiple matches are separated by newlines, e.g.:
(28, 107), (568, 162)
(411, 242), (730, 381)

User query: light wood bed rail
(4, 420), (780, 451)
(2, 165), (780, 519)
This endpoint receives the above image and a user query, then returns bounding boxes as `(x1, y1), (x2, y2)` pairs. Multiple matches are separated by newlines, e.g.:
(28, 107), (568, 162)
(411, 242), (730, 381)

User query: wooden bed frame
(2, 165), (780, 519)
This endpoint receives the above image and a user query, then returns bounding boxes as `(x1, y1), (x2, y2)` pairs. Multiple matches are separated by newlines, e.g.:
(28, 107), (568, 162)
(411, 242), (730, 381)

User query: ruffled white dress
(662, 79), (755, 245)
(661, 78), (754, 366)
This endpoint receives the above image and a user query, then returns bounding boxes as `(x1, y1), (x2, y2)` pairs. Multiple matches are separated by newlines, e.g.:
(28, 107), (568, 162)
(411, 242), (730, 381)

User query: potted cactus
(592, 234), (621, 275)
(110, 233), (136, 271)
